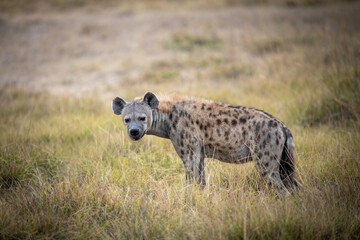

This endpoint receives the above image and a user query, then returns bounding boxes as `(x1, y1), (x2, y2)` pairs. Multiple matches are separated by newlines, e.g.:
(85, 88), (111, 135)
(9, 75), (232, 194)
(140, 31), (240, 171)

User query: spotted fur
(112, 92), (300, 194)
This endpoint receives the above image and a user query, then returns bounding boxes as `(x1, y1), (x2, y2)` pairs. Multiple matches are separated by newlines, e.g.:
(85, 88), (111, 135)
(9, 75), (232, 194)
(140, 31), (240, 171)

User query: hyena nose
(130, 129), (140, 136)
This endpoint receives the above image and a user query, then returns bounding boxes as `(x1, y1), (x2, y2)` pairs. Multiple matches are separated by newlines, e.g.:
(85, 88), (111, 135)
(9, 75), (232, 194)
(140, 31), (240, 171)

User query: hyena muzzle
(112, 92), (300, 194)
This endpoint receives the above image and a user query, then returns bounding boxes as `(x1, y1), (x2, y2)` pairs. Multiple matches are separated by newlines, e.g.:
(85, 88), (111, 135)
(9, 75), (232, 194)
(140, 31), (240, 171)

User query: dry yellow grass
(0, 1), (359, 239)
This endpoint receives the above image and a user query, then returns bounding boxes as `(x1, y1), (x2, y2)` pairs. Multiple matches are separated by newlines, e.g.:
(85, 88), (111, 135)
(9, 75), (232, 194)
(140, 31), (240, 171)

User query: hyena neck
(146, 109), (171, 139)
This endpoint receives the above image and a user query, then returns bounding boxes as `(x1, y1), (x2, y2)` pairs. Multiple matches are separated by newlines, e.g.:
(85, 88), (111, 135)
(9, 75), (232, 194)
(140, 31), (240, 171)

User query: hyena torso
(113, 92), (299, 194)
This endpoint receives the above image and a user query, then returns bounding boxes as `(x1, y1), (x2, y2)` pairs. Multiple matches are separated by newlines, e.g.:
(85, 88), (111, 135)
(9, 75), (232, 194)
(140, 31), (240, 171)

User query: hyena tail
(280, 128), (301, 190)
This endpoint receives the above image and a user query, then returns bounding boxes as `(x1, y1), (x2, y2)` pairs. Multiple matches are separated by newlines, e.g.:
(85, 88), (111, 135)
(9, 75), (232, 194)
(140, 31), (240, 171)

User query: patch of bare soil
(0, 2), (359, 100)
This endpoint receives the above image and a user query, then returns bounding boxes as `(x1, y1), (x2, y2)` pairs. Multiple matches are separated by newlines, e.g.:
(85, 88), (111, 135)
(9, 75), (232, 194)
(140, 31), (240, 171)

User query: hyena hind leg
(256, 155), (290, 195)
(195, 153), (206, 187)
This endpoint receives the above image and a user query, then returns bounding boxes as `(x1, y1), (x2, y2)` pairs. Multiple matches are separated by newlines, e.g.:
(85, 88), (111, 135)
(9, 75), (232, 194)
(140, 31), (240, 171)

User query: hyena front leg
(195, 149), (206, 186)
(173, 143), (205, 186)
(255, 153), (290, 195)
(182, 144), (205, 186)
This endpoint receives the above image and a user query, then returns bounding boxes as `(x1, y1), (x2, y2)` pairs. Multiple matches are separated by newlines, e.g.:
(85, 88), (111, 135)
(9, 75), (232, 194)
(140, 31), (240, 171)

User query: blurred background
(1, 0), (359, 103)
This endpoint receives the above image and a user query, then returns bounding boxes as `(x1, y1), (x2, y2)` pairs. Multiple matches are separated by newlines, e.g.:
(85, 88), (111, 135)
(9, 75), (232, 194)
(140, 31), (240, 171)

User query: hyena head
(112, 92), (159, 141)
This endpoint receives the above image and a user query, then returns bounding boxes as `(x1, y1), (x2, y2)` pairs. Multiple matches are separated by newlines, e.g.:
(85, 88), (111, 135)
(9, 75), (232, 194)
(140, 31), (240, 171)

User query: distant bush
(212, 64), (254, 80)
(165, 32), (222, 52)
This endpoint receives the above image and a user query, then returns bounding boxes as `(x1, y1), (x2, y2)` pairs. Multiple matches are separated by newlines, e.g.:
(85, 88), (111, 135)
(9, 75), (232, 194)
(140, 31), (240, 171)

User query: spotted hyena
(112, 92), (300, 194)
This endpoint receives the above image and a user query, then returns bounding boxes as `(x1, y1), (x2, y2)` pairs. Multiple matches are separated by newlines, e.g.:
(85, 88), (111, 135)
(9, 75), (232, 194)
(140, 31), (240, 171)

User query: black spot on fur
(262, 140), (266, 149)
(172, 106), (178, 114)
(268, 120), (273, 128)
(169, 113), (173, 120)
(224, 131), (230, 137)
(264, 162), (269, 167)
(207, 107), (212, 111)
(224, 118), (228, 124)
(240, 118), (246, 124)
(173, 117), (178, 125)
(193, 105), (197, 109)
(201, 104), (205, 110)
(196, 120), (200, 125)
(242, 130), (247, 137)
(205, 133), (208, 138)
(217, 119), (222, 125)
(258, 153), (263, 159)
(200, 124), (203, 130)
(231, 119), (237, 126)
(180, 150), (184, 155)
(276, 138), (279, 145)
(255, 122), (260, 135)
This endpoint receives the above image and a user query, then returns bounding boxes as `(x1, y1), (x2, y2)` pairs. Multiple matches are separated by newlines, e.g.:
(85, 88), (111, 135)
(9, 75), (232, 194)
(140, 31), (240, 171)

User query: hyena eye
(124, 118), (130, 123)
(139, 117), (146, 121)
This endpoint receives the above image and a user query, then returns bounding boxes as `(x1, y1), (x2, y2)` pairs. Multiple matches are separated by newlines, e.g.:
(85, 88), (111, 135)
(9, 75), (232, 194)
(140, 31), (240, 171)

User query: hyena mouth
(130, 133), (145, 141)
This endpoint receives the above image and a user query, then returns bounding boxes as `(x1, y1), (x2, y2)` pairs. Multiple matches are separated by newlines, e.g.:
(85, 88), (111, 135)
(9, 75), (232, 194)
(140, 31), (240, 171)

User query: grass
(212, 64), (254, 80)
(165, 32), (222, 52)
(1, 75), (360, 239)
(1, 1), (360, 239)
(303, 67), (360, 125)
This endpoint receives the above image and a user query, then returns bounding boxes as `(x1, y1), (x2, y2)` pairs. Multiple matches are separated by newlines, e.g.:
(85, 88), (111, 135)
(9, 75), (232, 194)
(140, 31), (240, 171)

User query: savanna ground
(1, 0), (360, 239)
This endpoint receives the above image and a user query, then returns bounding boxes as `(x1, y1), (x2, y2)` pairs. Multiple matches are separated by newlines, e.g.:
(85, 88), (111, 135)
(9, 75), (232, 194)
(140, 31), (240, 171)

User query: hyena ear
(143, 92), (159, 110)
(112, 97), (127, 115)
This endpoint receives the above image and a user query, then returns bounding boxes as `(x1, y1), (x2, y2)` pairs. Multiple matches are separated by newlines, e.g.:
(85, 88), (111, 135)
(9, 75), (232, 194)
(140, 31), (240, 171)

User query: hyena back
(112, 92), (300, 194)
